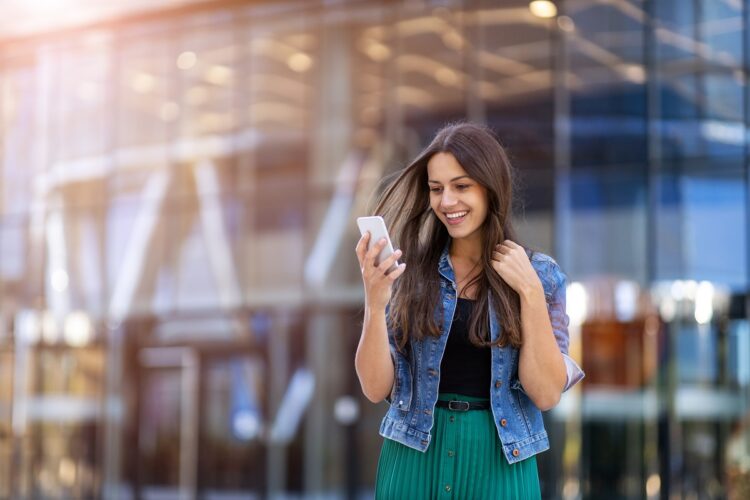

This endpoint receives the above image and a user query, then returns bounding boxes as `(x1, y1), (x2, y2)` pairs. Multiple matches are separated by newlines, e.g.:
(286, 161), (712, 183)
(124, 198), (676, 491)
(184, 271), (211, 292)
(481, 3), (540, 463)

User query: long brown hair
(373, 122), (527, 352)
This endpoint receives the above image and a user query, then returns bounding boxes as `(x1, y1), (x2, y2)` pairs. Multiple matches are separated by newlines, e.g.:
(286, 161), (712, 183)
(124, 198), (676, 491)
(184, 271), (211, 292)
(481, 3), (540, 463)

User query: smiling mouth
(445, 211), (468, 224)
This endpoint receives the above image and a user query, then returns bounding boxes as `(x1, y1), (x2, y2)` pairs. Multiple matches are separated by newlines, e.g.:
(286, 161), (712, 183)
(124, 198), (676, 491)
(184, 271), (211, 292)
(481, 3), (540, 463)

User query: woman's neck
(449, 235), (482, 264)
(449, 237), (483, 299)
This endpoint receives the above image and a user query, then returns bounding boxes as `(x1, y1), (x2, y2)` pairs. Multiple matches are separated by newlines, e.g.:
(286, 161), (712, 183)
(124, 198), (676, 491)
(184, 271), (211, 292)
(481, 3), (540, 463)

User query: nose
(440, 191), (457, 209)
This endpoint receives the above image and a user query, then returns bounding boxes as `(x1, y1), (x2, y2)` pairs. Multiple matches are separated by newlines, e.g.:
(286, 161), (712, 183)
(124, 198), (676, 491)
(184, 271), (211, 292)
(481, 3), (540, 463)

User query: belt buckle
(447, 400), (470, 411)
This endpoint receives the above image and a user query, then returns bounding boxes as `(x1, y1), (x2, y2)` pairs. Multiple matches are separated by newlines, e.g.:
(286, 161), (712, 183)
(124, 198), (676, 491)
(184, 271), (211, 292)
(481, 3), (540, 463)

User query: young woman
(354, 122), (584, 499)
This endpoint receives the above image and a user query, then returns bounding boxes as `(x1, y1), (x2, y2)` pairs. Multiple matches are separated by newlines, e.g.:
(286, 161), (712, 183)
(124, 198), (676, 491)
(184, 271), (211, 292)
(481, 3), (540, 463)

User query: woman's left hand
(491, 240), (542, 296)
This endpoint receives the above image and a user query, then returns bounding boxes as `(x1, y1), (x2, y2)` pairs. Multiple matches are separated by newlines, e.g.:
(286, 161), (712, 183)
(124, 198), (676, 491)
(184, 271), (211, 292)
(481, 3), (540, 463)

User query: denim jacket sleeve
(513, 254), (585, 395)
(542, 257), (585, 392)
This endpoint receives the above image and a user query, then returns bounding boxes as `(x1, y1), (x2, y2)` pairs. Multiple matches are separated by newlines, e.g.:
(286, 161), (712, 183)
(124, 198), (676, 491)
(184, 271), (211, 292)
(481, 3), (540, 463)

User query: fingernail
(395, 250), (402, 256)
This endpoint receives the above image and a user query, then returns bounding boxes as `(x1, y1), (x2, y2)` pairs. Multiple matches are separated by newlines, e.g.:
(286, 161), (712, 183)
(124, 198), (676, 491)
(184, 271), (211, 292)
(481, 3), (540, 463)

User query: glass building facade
(0, 0), (748, 497)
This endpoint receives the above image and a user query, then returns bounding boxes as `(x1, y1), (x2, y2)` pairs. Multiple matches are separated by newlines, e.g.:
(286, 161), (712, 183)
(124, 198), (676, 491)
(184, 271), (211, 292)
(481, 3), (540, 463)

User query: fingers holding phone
(359, 235), (405, 308)
(355, 231), (370, 270)
(356, 217), (406, 309)
(378, 247), (405, 281)
(356, 231), (385, 270)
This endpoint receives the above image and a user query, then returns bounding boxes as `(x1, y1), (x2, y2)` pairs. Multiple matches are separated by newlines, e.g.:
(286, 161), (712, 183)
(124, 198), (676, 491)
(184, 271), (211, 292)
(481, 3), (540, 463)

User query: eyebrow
(427, 175), (471, 184)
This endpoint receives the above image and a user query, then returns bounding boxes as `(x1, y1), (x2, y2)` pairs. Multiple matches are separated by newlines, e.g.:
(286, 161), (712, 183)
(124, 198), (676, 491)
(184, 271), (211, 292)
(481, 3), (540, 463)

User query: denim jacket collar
(437, 242), (455, 283)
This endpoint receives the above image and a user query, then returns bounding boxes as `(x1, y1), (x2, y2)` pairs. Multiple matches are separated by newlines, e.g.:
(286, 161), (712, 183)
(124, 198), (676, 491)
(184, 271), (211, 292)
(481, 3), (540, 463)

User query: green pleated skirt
(375, 392), (541, 499)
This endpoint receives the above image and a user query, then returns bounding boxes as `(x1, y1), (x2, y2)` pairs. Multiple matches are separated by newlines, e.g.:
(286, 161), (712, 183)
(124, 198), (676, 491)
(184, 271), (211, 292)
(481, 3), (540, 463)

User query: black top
(438, 298), (491, 398)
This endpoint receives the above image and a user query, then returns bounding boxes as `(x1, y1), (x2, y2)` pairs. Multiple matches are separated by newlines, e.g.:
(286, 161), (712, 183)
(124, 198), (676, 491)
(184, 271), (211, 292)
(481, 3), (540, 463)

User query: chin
(446, 226), (472, 239)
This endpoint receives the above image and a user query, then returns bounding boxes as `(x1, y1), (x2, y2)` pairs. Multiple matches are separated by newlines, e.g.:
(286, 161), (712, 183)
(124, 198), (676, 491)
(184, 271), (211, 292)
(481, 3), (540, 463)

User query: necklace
(454, 259), (481, 299)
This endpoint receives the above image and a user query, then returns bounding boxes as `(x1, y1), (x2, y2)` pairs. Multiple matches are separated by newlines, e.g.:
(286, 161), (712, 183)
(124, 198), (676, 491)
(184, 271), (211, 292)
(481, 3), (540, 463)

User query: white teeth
(446, 211), (467, 219)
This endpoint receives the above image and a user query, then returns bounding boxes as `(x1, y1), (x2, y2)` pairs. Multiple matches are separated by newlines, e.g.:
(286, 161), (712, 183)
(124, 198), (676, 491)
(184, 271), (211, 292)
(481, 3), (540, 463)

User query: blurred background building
(0, 0), (748, 498)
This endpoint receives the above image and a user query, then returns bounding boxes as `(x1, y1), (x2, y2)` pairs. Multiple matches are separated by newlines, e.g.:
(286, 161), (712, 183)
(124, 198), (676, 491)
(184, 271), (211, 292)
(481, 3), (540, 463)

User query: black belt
(435, 399), (490, 411)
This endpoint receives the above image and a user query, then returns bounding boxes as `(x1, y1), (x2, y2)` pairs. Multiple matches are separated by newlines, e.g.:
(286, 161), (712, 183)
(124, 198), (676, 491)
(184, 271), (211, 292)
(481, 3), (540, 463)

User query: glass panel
(112, 26), (172, 206)
(568, 1), (647, 169)
(479, 1), (556, 251)
(656, 163), (747, 289)
(569, 167), (648, 283)
(200, 356), (266, 492)
(659, 75), (744, 161)
(0, 62), (39, 217)
(116, 27), (172, 151)
(654, 0), (698, 63)
(165, 201), (240, 313)
(47, 209), (106, 316)
(700, 0), (743, 65)
(139, 367), (182, 488)
(20, 346), (105, 497)
(0, 348), (12, 498)
(48, 34), (112, 172)
(396, 2), (468, 143)
(0, 216), (27, 283)
(106, 200), (171, 317)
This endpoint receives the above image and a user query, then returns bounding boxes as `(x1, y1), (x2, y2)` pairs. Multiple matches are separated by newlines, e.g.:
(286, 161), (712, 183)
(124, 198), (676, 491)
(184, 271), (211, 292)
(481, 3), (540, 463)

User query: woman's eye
(456, 184), (470, 190)
(429, 187), (442, 193)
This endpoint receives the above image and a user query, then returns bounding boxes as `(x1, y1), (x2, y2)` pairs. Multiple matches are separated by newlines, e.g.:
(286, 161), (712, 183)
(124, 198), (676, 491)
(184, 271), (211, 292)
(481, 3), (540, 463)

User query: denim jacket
(379, 245), (585, 464)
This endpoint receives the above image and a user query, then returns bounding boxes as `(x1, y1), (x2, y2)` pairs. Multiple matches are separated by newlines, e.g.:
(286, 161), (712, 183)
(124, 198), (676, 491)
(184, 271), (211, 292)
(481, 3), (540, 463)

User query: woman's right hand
(355, 232), (406, 310)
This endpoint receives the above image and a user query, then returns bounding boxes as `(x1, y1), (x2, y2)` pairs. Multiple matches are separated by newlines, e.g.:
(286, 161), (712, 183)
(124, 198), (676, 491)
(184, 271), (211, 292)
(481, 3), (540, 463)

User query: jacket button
(495, 380), (502, 388)
(500, 418), (507, 427)
(445, 485), (451, 492)
(512, 449), (520, 457)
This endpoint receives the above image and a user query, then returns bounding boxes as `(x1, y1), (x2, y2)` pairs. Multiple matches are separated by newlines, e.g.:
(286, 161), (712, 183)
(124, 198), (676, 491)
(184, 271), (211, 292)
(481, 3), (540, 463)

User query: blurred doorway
(129, 341), (267, 499)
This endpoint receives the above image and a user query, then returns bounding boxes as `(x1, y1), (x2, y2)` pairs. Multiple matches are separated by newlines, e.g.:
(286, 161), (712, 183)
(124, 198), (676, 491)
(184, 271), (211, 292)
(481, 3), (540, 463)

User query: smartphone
(357, 216), (400, 273)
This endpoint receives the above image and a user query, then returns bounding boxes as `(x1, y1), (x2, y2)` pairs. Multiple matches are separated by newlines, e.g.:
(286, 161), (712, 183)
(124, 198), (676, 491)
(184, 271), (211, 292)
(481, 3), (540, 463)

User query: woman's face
(427, 152), (488, 242)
